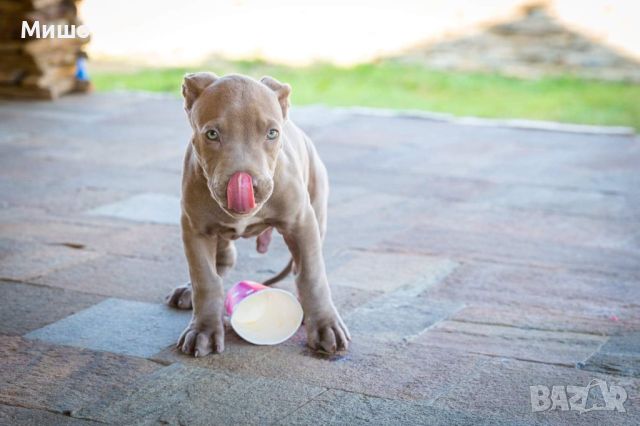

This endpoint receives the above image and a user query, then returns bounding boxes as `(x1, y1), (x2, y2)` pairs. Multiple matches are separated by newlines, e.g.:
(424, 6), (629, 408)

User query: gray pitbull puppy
(165, 72), (350, 357)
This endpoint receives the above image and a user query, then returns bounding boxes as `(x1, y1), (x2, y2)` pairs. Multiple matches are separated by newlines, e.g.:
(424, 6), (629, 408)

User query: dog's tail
(263, 258), (294, 286)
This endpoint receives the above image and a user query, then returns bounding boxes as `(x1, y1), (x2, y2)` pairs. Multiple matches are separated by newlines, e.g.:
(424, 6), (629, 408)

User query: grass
(91, 60), (640, 130)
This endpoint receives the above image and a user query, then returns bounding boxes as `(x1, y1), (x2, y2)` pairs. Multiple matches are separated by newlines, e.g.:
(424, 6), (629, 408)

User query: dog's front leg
(282, 207), (351, 353)
(178, 217), (225, 356)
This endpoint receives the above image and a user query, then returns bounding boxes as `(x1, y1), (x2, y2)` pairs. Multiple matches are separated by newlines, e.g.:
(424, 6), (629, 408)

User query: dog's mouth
(226, 172), (255, 214)
(209, 171), (273, 218)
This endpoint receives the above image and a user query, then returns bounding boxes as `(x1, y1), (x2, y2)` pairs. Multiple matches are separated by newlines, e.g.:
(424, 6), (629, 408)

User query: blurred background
(4, 0), (640, 129)
(82, 0), (640, 68)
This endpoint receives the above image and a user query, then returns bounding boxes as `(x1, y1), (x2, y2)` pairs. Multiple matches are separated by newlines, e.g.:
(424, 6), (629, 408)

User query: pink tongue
(227, 172), (255, 213)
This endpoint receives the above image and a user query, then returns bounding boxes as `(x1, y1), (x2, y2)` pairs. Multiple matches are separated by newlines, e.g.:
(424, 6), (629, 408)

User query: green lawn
(91, 60), (640, 130)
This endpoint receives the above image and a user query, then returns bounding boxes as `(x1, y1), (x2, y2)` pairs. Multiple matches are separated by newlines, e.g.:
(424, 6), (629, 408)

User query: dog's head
(182, 72), (290, 218)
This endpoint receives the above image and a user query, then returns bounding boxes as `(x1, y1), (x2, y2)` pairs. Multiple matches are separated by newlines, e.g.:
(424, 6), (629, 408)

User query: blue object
(75, 57), (89, 81)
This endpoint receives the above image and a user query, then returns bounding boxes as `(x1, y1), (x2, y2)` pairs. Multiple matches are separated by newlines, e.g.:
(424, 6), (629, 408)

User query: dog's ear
(182, 72), (218, 112)
(261, 76), (291, 119)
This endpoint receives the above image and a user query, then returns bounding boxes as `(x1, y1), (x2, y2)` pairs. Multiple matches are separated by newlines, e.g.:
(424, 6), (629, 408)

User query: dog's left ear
(182, 72), (218, 113)
(261, 76), (291, 119)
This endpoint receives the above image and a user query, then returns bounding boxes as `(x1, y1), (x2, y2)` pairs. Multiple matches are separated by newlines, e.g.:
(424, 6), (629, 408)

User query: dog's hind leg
(216, 238), (237, 276)
(165, 239), (235, 310)
(165, 282), (193, 310)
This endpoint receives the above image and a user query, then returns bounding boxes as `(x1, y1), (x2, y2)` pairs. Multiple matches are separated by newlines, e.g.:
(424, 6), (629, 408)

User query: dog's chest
(219, 216), (266, 239)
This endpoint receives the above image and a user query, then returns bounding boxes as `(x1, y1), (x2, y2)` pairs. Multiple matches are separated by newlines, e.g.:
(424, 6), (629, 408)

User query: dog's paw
(305, 310), (351, 353)
(165, 283), (192, 310)
(177, 318), (225, 357)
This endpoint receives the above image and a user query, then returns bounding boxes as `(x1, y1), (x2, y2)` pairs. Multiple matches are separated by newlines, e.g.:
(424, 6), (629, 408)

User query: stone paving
(0, 92), (639, 425)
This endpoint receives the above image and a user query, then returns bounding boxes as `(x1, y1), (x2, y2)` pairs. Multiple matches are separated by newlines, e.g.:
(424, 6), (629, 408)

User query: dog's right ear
(182, 72), (218, 112)
(260, 76), (291, 119)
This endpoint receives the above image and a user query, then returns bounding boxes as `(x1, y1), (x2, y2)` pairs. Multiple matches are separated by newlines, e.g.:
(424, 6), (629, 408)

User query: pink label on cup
(225, 280), (268, 316)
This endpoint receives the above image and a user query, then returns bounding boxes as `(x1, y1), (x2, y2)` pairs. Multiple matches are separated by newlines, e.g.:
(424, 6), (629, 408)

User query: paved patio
(0, 93), (638, 425)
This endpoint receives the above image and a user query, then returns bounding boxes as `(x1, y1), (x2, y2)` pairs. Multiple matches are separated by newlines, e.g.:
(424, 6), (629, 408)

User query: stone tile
(0, 336), (161, 416)
(0, 92), (159, 123)
(431, 356), (640, 425)
(276, 389), (514, 426)
(332, 284), (387, 316)
(328, 250), (458, 292)
(32, 253), (188, 302)
(272, 278), (384, 317)
(324, 190), (425, 254)
(384, 225), (640, 278)
(0, 241), (102, 281)
(579, 332), (640, 378)
(327, 183), (370, 205)
(339, 255), (460, 342)
(425, 262), (640, 319)
(0, 237), (26, 261)
(26, 298), (191, 357)
(87, 192), (181, 225)
(31, 129), (183, 170)
(156, 333), (484, 402)
(0, 157), (137, 216)
(90, 222), (184, 261)
(594, 332), (640, 356)
(290, 105), (352, 134)
(449, 304), (635, 337)
(328, 190), (409, 219)
(0, 405), (96, 425)
(329, 163), (493, 205)
(484, 184), (632, 221)
(0, 213), (183, 267)
(347, 291), (463, 343)
(415, 320), (606, 366)
(0, 281), (104, 336)
(0, 215), (126, 249)
(152, 330), (273, 372)
(0, 205), (48, 223)
(328, 164), (430, 201)
(580, 352), (640, 380)
(458, 200), (640, 251)
(80, 363), (326, 425)
(322, 112), (640, 197)
(408, 200), (640, 253)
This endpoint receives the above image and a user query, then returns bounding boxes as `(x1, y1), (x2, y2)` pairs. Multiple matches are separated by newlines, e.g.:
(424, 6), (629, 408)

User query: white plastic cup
(224, 280), (303, 345)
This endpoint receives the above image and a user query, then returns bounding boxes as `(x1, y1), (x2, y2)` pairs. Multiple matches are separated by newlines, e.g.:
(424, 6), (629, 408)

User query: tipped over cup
(225, 280), (303, 345)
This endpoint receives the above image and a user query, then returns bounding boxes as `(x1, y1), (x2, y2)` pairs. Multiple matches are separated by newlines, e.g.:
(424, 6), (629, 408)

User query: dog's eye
(205, 129), (219, 141)
(266, 129), (279, 140)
